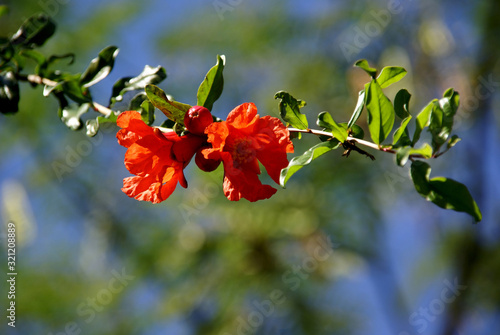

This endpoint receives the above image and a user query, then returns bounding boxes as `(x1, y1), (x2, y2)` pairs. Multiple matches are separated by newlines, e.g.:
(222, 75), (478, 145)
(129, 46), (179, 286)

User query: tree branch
(19, 74), (113, 117)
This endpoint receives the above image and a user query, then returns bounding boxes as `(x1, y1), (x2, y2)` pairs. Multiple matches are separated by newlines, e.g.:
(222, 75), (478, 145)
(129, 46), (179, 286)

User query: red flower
(116, 111), (204, 203)
(203, 103), (294, 202)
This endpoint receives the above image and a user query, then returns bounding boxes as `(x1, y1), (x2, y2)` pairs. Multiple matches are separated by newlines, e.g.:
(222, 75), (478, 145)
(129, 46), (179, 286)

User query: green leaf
(275, 91), (308, 131)
(392, 116), (412, 146)
(347, 124), (365, 139)
(80, 46), (119, 88)
(376, 66), (407, 89)
(145, 84), (191, 124)
(60, 103), (90, 130)
(396, 143), (432, 166)
(428, 90), (460, 151)
(110, 65), (166, 106)
(354, 59), (377, 78)
(447, 135), (461, 149)
(197, 54), (225, 111)
(128, 92), (147, 110)
(139, 100), (155, 125)
(19, 49), (46, 67)
(0, 5), (9, 18)
(347, 88), (366, 128)
(429, 177), (482, 222)
(365, 79), (395, 144)
(85, 112), (118, 137)
(394, 89), (411, 119)
(280, 140), (340, 187)
(410, 160), (432, 195)
(62, 79), (92, 103)
(317, 111), (348, 142)
(443, 87), (460, 113)
(412, 99), (436, 146)
(410, 161), (482, 222)
(10, 14), (56, 48)
(0, 71), (20, 114)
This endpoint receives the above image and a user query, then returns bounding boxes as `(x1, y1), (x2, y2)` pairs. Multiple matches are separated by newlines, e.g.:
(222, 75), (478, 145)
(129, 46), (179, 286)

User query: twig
(20, 74), (113, 117)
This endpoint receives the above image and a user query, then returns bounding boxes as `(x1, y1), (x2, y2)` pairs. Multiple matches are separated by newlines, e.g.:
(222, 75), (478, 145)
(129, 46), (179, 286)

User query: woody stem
(17, 74), (113, 117)
(288, 127), (397, 156)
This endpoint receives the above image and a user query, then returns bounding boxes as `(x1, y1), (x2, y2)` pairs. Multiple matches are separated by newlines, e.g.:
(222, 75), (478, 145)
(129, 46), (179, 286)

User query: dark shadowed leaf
(10, 14), (56, 48)
(394, 89), (411, 119)
(392, 116), (412, 146)
(0, 71), (20, 114)
(410, 161), (482, 222)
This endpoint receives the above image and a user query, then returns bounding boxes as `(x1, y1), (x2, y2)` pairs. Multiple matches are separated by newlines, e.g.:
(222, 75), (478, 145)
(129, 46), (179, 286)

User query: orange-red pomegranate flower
(116, 111), (204, 203)
(203, 102), (294, 202)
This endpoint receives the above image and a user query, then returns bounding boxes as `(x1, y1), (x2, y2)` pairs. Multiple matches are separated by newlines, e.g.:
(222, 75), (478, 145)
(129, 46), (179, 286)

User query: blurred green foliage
(0, 1), (499, 335)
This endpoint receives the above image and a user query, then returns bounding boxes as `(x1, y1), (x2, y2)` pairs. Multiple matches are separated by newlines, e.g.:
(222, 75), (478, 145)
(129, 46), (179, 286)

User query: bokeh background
(1, 0), (499, 334)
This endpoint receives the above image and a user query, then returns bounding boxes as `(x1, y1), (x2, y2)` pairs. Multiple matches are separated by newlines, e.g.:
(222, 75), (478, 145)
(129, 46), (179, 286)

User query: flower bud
(195, 147), (221, 172)
(184, 106), (213, 135)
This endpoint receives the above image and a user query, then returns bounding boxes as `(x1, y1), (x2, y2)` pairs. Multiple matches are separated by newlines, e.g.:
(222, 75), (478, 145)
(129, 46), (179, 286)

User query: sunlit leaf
(85, 112), (118, 137)
(280, 140), (340, 187)
(354, 59), (377, 78)
(447, 135), (461, 149)
(347, 88), (366, 128)
(376, 66), (407, 88)
(110, 65), (166, 106)
(317, 111), (347, 142)
(412, 99), (436, 146)
(139, 100), (155, 125)
(275, 91), (308, 131)
(365, 79), (395, 144)
(60, 103), (90, 130)
(197, 54), (225, 111)
(80, 46), (119, 88)
(145, 84), (191, 124)
(396, 143), (432, 166)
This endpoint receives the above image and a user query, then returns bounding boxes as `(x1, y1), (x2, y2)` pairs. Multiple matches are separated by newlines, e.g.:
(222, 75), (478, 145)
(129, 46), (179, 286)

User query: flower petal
(122, 175), (163, 203)
(116, 111), (155, 147)
(222, 158), (276, 202)
(226, 102), (259, 130)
